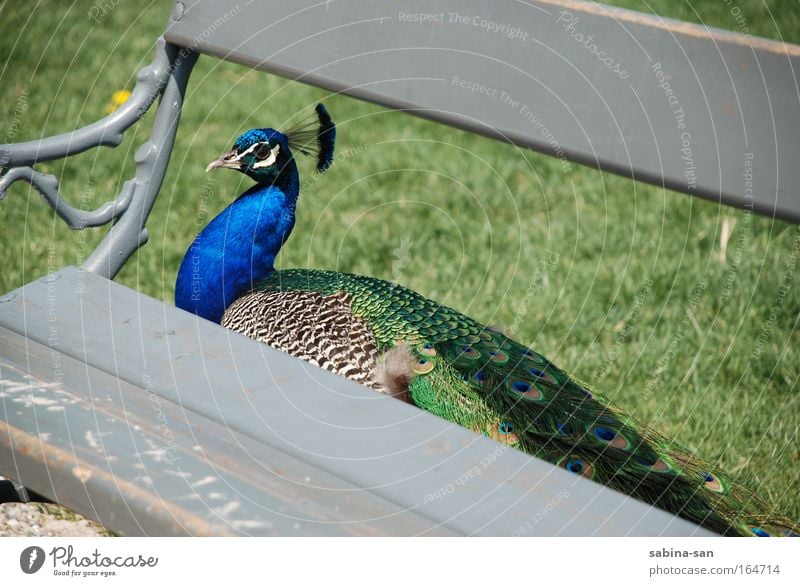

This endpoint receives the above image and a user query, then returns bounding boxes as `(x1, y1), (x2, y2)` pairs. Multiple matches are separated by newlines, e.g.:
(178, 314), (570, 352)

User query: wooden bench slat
(165, 0), (800, 222)
(0, 327), (454, 536)
(0, 268), (714, 536)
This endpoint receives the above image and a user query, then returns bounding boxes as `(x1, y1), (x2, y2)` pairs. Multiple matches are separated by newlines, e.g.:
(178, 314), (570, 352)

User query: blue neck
(175, 171), (299, 323)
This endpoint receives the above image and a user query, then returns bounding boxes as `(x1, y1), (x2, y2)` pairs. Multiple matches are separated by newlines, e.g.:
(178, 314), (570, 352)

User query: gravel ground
(0, 502), (113, 537)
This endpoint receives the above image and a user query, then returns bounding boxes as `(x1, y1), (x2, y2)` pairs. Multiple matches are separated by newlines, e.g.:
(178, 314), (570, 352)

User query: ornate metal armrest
(0, 168), (134, 230)
(0, 37), (198, 279)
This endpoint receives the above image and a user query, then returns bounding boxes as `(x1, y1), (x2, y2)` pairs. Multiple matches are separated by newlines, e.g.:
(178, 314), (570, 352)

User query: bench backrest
(166, 0), (800, 222)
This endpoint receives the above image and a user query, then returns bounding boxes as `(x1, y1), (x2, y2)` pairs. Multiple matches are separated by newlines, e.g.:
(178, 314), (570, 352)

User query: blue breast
(175, 182), (296, 323)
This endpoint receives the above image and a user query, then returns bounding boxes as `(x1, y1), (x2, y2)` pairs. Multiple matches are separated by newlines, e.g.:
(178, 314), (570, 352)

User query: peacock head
(205, 102), (336, 184)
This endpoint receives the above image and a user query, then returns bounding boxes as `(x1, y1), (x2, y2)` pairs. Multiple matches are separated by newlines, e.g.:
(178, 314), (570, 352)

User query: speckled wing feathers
(222, 289), (380, 389)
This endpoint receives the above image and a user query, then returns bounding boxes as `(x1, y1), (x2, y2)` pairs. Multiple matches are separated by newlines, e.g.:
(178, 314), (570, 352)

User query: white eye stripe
(251, 144), (280, 169)
(232, 141), (262, 161)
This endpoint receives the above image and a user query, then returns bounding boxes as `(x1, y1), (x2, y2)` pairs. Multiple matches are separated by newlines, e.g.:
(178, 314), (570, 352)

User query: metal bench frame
(3, 0), (798, 536)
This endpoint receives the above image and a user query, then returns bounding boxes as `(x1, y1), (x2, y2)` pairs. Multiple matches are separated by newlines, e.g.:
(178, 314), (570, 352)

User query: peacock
(175, 104), (799, 537)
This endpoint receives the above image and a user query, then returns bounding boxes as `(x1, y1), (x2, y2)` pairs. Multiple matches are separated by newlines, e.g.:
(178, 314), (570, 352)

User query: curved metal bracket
(0, 167), (133, 229)
(0, 37), (198, 280)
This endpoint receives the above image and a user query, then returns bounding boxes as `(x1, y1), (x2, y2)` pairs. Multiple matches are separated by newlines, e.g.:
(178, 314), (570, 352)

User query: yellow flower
(105, 90), (131, 114)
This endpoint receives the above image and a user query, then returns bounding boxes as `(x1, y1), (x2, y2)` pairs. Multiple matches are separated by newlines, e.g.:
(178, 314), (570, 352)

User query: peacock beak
(205, 150), (241, 172)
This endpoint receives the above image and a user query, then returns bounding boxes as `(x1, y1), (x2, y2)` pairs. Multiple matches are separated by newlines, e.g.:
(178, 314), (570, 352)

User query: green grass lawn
(1, 0), (798, 523)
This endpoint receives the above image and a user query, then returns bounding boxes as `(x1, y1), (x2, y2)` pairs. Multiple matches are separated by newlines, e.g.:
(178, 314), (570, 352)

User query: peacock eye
(253, 143), (271, 160)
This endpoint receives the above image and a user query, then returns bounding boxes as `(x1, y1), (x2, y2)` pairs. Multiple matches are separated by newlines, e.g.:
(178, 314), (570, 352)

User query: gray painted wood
(165, 0), (800, 222)
(0, 267), (714, 536)
(0, 329), (454, 536)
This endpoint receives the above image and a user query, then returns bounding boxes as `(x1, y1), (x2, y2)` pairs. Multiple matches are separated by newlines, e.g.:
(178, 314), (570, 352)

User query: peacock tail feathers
(222, 268), (800, 537)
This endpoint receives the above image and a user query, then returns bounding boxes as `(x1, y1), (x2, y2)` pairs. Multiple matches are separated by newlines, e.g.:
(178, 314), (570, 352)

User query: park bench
(2, 0), (798, 536)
